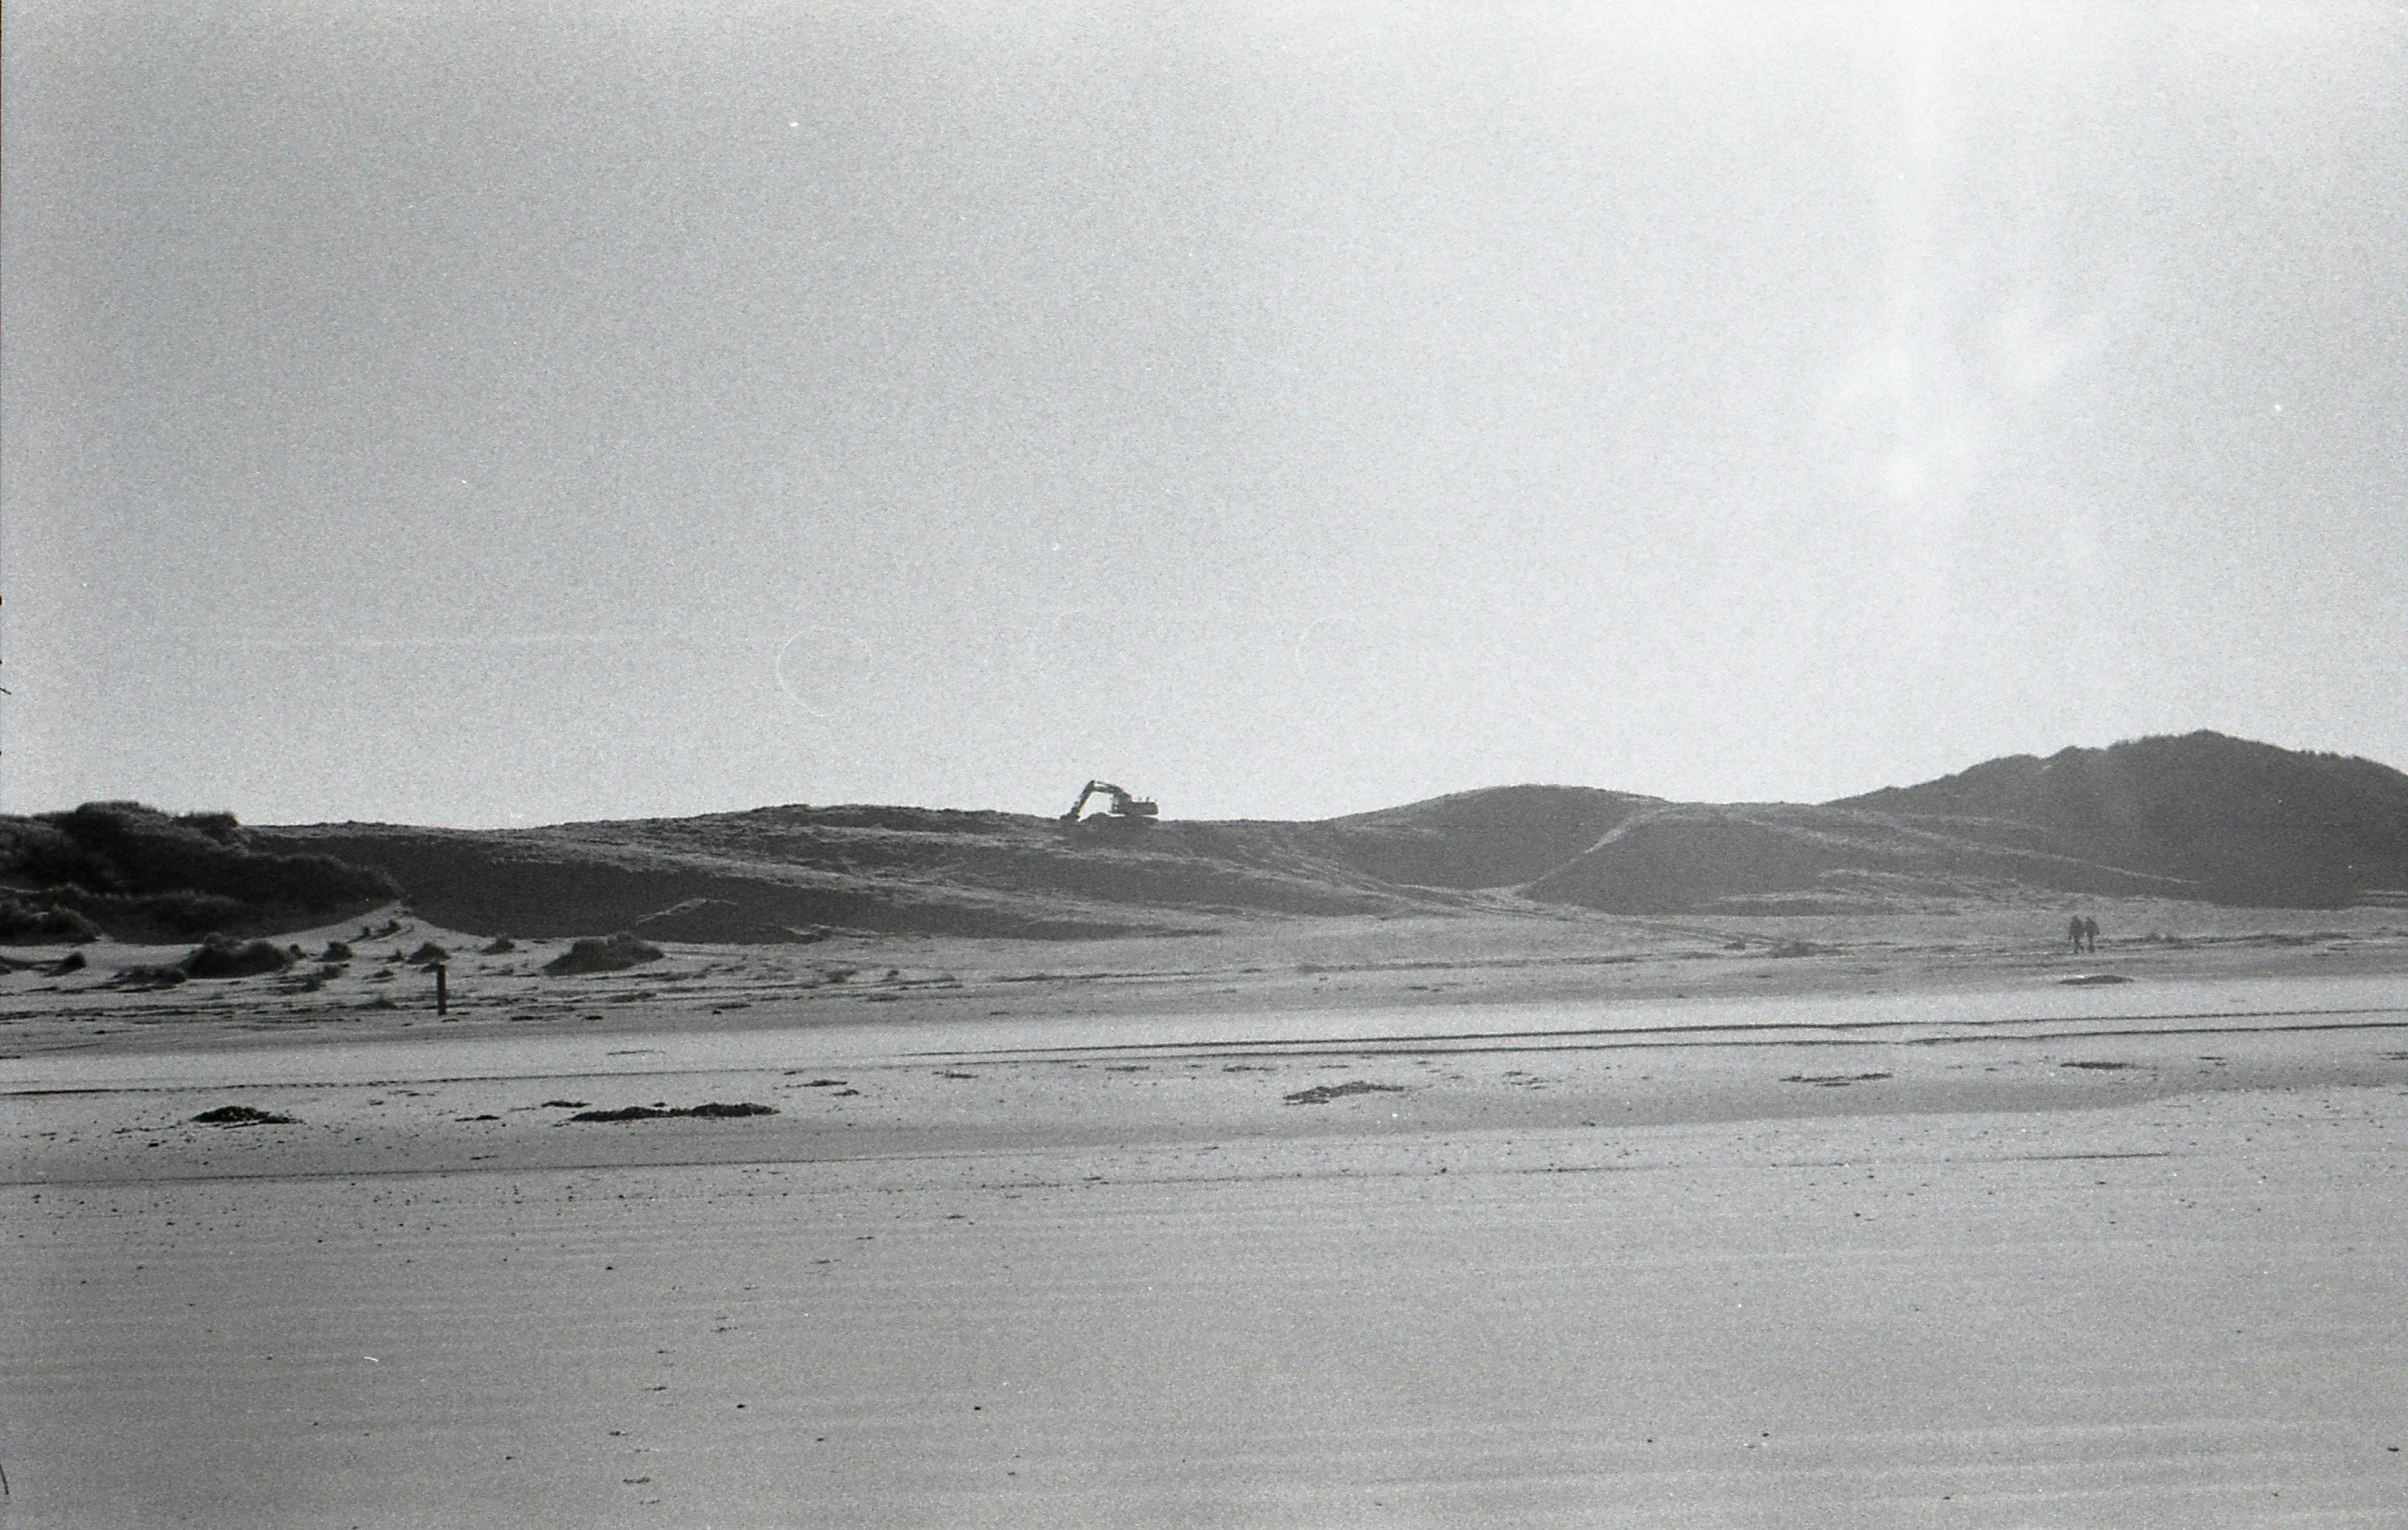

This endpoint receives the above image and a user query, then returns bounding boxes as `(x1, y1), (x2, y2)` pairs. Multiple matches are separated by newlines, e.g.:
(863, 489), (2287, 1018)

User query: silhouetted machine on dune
(1061, 780), (1159, 825)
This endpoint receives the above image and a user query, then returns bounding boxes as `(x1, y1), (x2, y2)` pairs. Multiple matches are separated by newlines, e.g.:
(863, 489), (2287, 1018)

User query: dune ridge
(11, 732), (2405, 944)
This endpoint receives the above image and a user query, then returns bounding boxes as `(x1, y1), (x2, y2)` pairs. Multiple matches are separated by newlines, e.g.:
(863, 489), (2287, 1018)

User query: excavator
(1060, 780), (1159, 826)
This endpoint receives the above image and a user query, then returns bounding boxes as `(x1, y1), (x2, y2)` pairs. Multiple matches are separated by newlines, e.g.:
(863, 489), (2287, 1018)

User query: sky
(5, 1), (2404, 827)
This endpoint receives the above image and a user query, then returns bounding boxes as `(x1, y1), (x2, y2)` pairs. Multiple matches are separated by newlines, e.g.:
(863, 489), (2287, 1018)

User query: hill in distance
(9, 733), (2406, 942)
(1834, 731), (2408, 907)
(1532, 732), (2408, 915)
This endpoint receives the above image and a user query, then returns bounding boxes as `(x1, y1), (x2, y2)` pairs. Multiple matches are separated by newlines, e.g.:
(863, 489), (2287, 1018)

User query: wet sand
(4, 923), (2406, 1525)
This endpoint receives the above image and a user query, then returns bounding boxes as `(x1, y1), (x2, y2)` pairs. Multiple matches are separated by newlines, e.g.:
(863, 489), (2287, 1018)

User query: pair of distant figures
(2067, 915), (2101, 954)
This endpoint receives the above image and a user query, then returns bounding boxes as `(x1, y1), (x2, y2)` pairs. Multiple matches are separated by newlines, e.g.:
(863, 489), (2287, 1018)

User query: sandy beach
(5, 912), (2406, 1526)
(16, 1), (2408, 1520)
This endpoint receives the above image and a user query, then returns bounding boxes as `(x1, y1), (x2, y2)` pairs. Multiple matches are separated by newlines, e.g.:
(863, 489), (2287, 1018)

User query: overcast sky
(5, 2), (2403, 826)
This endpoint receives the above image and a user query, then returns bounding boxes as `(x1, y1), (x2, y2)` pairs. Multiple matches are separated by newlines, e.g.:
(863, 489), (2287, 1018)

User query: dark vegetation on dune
(0, 899), (102, 943)
(19, 734), (2402, 943)
(0, 803), (397, 942)
(108, 934), (300, 988)
(179, 934), (296, 979)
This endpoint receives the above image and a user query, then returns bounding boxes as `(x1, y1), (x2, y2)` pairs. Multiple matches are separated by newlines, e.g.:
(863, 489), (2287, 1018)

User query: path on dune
(5, 972), (2406, 1526)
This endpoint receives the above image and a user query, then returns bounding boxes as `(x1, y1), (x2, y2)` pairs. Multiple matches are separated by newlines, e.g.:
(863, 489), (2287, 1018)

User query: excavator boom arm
(1062, 779), (1159, 822)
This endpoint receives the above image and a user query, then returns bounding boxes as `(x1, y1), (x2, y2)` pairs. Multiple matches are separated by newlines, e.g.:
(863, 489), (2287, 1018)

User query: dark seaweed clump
(1283, 1081), (1408, 1106)
(192, 1104), (296, 1127)
(567, 1102), (778, 1123)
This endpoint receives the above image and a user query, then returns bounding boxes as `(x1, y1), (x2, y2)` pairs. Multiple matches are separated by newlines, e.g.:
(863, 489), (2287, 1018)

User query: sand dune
(9, 736), (2404, 955)
(211, 734), (2408, 940)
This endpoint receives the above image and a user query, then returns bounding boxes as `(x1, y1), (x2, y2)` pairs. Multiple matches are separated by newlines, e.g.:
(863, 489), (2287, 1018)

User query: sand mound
(543, 932), (664, 976)
(180, 934), (294, 979)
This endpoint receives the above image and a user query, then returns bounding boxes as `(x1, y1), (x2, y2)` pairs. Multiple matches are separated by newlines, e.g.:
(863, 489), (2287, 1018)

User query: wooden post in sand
(434, 963), (449, 1017)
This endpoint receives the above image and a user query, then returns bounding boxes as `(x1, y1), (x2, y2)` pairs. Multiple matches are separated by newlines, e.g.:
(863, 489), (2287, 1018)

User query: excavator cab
(1061, 780), (1159, 825)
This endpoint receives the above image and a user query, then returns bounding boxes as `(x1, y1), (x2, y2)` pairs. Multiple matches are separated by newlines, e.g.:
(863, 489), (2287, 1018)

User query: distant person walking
(2082, 915), (2100, 954)
(2068, 915), (2086, 953)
